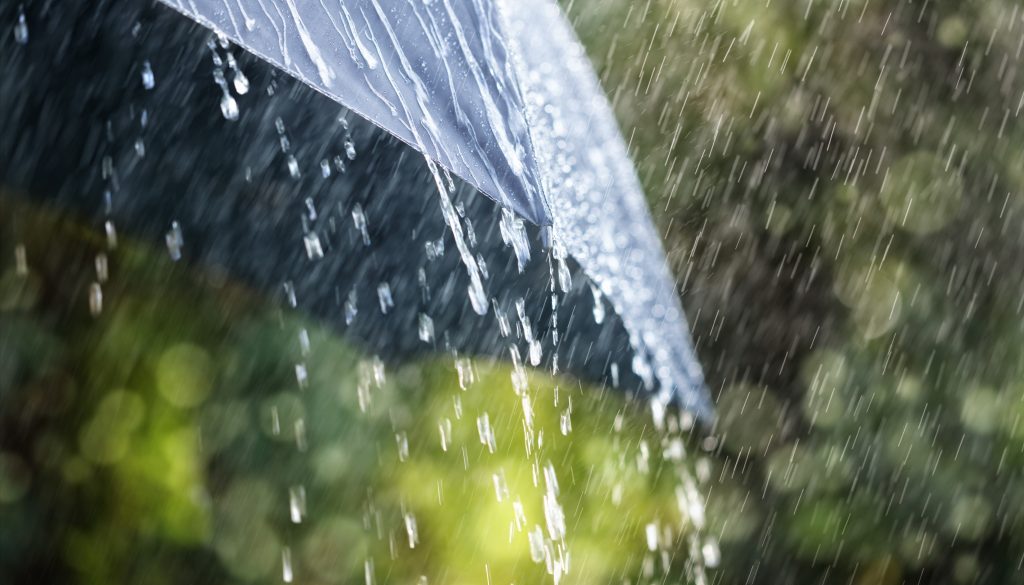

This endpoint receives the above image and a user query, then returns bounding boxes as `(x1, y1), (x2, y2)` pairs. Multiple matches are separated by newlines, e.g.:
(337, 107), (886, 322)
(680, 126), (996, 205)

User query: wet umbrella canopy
(0, 0), (711, 418)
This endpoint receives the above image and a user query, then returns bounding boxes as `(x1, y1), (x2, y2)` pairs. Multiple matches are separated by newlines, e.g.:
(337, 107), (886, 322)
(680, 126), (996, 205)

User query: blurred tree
(566, 0), (1024, 583)
(0, 200), (708, 584)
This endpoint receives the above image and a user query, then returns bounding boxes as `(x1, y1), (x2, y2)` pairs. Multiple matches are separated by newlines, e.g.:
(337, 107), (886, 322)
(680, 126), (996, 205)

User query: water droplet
(294, 363), (308, 389)
(288, 486), (306, 524)
(88, 283), (103, 316)
(418, 313), (434, 343)
(320, 159), (332, 178)
(344, 138), (357, 160)
(13, 9), (28, 44)
(14, 244), (27, 276)
(424, 238), (445, 260)
(104, 221), (118, 249)
(529, 340), (542, 367)
(376, 282), (394, 314)
(294, 419), (307, 451)
(702, 539), (721, 568)
(352, 203), (371, 245)
(165, 221), (183, 261)
(500, 208), (531, 271)
(270, 406), (281, 435)
(95, 253), (109, 282)
(220, 94), (239, 120)
(140, 60), (155, 90)
(492, 470), (509, 502)
(344, 290), (358, 324)
(281, 546), (293, 582)
(365, 558), (375, 585)
(232, 70), (250, 95)
(332, 155), (347, 173)
(455, 358), (475, 390)
(556, 256), (572, 293)
(303, 232), (324, 260)
(468, 282), (489, 315)
(438, 418), (451, 452)
(590, 284), (605, 324)
(396, 432), (409, 462)
(476, 413), (496, 453)
(286, 154), (300, 178)
(528, 526), (546, 562)
(645, 522), (659, 551)
(283, 281), (297, 308)
(403, 512), (418, 548)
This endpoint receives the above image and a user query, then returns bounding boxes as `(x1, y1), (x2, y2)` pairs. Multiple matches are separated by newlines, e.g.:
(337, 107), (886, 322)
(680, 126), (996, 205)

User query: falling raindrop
(164, 221), (183, 261)
(403, 512), (418, 548)
(701, 539), (721, 569)
(344, 138), (357, 160)
(418, 313), (434, 343)
(94, 253), (108, 282)
(286, 154), (300, 178)
(288, 486), (306, 524)
(528, 526), (546, 562)
(282, 281), (297, 307)
(88, 283), (103, 316)
(270, 406), (281, 436)
(351, 203), (371, 245)
(220, 94), (239, 120)
(492, 470), (509, 502)
(332, 155), (346, 173)
(364, 558), (375, 585)
(232, 69), (250, 95)
(281, 547), (293, 583)
(376, 282), (394, 314)
(559, 408), (572, 435)
(590, 284), (605, 324)
(104, 220), (118, 249)
(140, 60), (155, 89)
(294, 419), (307, 452)
(438, 419), (451, 452)
(344, 290), (358, 324)
(14, 244), (27, 276)
(396, 432), (409, 462)
(303, 232), (324, 260)
(476, 413), (496, 453)
(499, 208), (531, 271)
(13, 8), (28, 44)
(645, 522), (659, 551)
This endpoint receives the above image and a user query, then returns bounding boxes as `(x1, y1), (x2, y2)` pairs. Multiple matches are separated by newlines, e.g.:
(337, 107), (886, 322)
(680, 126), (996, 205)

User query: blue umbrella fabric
(2, 0), (712, 420)
(159, 0), (550, 227)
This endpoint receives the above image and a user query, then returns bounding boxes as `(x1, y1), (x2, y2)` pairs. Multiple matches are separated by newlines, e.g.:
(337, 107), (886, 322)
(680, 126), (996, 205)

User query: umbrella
(1, 0), (712, 420)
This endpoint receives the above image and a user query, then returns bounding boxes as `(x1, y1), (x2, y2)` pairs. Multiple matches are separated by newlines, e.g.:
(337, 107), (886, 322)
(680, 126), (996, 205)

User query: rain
(3, 0), (1024, 584)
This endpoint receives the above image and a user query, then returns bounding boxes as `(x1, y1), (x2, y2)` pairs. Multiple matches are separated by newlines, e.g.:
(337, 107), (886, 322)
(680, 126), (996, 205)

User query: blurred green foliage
(0, 202), (707, 584)
(566, 0), (1024, 583)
